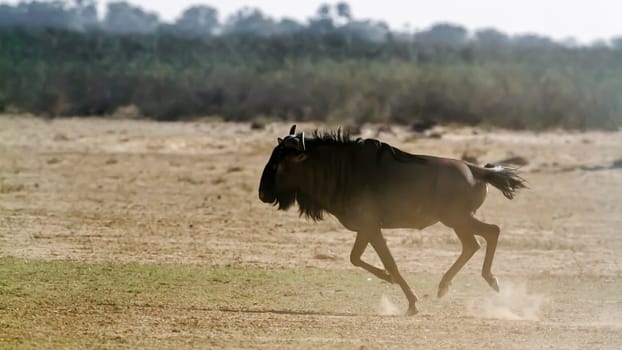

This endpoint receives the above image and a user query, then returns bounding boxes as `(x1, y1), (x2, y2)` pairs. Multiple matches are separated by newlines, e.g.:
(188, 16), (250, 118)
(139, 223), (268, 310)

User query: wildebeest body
(259, 126), (526, 315)
(303, 139), (487, 231)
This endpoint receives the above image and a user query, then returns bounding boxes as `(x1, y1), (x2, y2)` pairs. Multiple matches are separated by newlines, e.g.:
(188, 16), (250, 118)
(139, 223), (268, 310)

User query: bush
(0, 28), (621, 130)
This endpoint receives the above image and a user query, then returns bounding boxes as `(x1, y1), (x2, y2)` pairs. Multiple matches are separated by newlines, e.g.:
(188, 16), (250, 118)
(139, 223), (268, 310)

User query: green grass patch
(0, 257), (368, 308)
(3, 257), (618, 349)
(0, 257), (418, 348)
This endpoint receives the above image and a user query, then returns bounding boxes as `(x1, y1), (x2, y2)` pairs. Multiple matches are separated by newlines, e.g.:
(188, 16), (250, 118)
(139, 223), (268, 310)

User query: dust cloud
(468, 281), (545, 321)
(378, 294), (401, 316)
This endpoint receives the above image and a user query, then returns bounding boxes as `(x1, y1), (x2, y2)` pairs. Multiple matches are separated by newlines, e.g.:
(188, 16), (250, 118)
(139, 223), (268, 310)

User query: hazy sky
(4, 0), (622, 42)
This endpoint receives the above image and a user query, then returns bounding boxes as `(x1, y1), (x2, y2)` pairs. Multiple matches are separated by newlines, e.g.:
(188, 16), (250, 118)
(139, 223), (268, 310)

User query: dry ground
(0, 115), (621, 349)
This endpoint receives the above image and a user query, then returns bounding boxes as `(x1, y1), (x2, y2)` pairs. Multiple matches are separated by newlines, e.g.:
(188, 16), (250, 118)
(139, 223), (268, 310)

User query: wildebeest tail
(468, 163), (527, 199)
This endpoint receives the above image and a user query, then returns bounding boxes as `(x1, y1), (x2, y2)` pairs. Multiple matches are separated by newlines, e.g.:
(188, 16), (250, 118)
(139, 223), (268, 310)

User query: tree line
(0, 1), (621, 129)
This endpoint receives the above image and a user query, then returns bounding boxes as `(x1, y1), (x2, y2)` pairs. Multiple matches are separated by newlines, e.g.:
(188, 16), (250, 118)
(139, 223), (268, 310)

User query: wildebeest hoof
(484, 275), (500, 292)
(437, 281), (451, 298)
(405, 305), (419, 316)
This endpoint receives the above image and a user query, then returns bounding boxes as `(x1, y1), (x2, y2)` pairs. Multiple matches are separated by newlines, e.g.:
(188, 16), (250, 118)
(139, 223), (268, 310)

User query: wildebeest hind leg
(471, 217), (501, 292)
(367, 229), (419, 315)
(350, 232), (393, 283)
(437, 227), (480, 298)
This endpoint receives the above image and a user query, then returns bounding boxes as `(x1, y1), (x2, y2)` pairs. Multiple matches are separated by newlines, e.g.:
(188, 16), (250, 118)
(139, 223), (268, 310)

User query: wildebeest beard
(276, 189), (325, 221)
(275, 190), (296, 211)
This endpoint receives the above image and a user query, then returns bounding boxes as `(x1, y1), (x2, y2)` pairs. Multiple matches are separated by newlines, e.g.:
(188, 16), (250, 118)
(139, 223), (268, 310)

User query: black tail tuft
(470, 164), (527, 199)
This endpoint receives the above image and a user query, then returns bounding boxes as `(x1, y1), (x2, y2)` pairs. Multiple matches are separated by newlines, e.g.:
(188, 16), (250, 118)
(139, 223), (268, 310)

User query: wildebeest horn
(282, 136), (302, 151)
(280, 125), (306, 151)
(281, 132), (305, 152)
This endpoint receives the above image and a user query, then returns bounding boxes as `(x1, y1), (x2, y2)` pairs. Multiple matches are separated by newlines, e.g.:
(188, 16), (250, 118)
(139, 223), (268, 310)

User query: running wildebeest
(258, 125), (526, 315)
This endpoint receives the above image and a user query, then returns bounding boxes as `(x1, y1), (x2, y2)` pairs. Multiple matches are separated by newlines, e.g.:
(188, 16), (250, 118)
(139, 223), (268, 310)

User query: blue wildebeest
(258, 125), (526, 315)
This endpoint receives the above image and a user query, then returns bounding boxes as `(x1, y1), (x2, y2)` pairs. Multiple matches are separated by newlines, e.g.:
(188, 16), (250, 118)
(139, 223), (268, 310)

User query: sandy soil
(1, 115), (621, 348)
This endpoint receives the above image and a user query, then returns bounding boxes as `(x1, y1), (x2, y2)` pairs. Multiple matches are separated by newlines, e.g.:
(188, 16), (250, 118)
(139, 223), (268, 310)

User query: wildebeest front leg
(350, 233), (393, 283)
(367, 229), (419, 315)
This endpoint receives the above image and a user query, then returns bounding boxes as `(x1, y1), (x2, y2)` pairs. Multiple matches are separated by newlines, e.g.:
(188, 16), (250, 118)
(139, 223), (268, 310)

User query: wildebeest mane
(304, 129), (355, 147)
(304, 129), (426, 164)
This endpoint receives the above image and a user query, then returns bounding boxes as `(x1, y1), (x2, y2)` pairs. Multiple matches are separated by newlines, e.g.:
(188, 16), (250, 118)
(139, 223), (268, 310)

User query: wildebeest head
(258, 125), (307, 210)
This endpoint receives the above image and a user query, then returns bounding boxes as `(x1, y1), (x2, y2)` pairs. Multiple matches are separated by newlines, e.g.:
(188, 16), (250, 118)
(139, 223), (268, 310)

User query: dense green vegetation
(1, 2), (621, 129)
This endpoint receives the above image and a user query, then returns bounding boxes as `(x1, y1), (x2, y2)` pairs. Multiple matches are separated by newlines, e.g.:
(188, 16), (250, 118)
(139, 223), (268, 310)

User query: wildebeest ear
(292, 153), (308, 163)
(277, 137), (283, 144)
(289, 125), (296, 135)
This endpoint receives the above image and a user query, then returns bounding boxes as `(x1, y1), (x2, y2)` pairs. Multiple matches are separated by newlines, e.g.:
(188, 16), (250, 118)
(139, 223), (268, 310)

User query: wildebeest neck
(295, 143), (368, 221)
